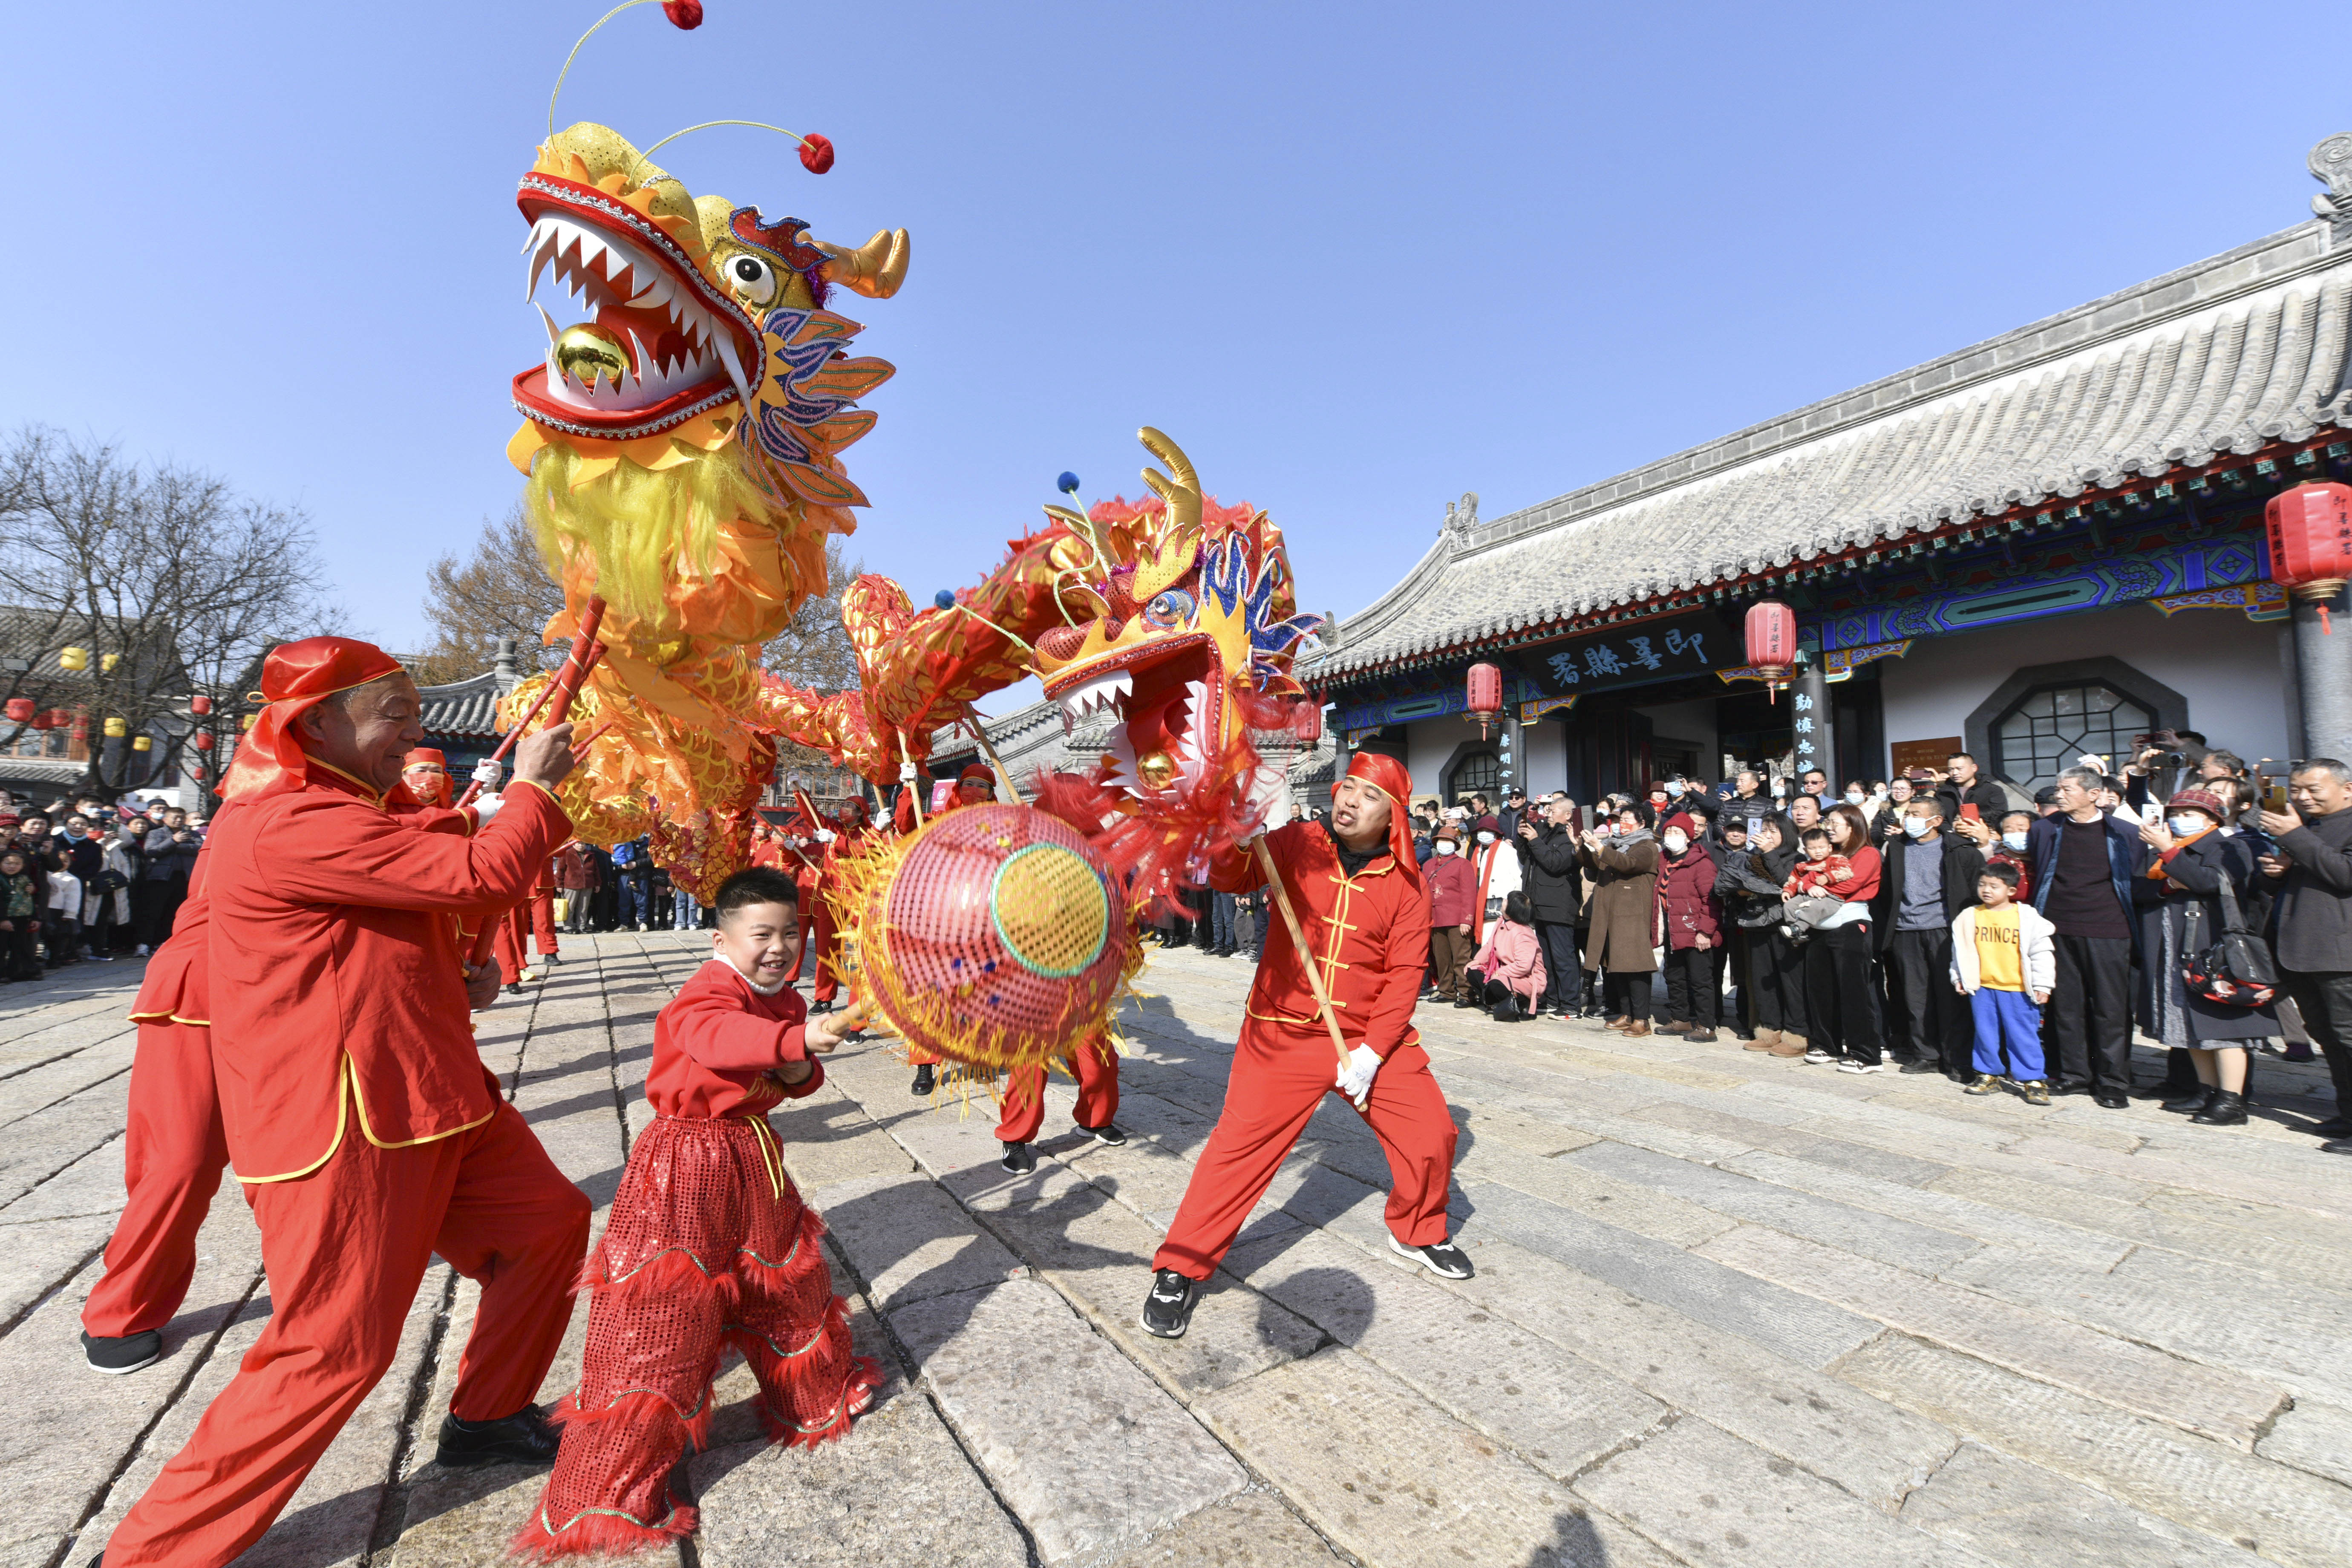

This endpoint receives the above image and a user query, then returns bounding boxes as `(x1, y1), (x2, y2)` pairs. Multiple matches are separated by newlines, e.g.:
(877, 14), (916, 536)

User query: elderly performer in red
(98, 639), (592, 1568)
(1141, 752), (1467, 1340)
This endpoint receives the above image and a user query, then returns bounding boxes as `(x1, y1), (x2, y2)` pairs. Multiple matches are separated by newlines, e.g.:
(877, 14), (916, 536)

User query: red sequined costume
(516, 957), (878, 1559)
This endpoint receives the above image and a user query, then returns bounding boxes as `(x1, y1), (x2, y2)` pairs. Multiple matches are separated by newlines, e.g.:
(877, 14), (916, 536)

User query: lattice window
(1993, 682), (2153, 794)
(1446, 748), (1499, 804)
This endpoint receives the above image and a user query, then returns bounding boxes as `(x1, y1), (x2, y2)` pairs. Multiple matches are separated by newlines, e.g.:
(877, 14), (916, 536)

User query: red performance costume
(1153, 753), (1455, 1280)
(103, 639), (592, 1568)
(519, 957), (877, 1558)
(808, 798), (872, 1007)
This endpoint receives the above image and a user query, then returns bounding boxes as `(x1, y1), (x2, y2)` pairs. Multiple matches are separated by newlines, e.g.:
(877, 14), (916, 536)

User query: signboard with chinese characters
(1790, 665), (1835, 786)
(1529, 613), (1735, 700)
(1889, 737), (1963, 778)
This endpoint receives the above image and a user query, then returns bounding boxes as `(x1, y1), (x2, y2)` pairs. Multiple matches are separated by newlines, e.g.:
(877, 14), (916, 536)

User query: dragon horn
(812, 229), (911, 299)
(1136, 427), (1202, 543)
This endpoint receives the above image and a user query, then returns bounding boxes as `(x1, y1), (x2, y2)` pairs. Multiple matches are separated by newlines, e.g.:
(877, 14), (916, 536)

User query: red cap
(958, 762), (994, 788)
(220, 638), (405, 802)
(403, 747), (448, 770)
(1343, 752), (1421, 889)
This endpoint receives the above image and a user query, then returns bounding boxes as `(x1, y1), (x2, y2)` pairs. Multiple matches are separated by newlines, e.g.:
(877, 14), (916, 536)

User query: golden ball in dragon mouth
(1136, 749), (1177, 791)
(553, 323), (630, 391)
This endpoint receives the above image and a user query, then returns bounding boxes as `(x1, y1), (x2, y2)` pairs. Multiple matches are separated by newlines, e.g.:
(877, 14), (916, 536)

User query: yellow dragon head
(1029, 430), (1323, 804)
(505, 120), (907, 639)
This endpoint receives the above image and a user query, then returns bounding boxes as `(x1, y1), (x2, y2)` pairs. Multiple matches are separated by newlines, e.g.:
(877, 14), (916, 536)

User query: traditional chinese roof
(415, 670), (505, 744)
(1308, 141), (2352, 685)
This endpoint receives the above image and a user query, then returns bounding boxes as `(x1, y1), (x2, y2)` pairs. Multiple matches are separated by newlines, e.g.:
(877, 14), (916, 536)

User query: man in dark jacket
(1934, 751), (2008, 829)
(2259, 759), (2352, 1148)
(1871, 796), (1985, 1078)
(1520, 794), (1585, 1017)
(2028, 766), (2147, 1106)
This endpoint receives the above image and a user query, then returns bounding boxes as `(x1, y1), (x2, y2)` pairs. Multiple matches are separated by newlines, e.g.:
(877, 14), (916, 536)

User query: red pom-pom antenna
(798, 133), (835, 174)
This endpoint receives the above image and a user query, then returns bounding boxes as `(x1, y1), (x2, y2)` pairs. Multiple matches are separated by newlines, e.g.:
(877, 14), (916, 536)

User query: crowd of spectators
(551, 835), (711, 934)
(0, 791), (200, 977)
(1378, 738), (2349, 1153)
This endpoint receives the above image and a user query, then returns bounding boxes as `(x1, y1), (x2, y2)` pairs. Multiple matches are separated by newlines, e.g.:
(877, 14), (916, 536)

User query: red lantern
(44, 708), (68, 731)
(2266, 481), (2352, 634)
(1745, 601), (1799, 702)
(1465, 662), (1503, 739)
(193, 731), (215, 752)
(189, 764), (207, 783)
(1291, 696), (1324, 744)
(4, 698), (31, 724)
(189, 694), (212, 716)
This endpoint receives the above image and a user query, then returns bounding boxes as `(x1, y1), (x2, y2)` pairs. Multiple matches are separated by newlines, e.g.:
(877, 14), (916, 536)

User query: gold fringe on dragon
(497, 25), (1321, 903)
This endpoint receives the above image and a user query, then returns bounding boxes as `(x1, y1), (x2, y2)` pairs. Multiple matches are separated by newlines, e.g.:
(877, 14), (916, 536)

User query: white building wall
(1522, 721), (1568, 795)
(1877, 604), (2291, 775)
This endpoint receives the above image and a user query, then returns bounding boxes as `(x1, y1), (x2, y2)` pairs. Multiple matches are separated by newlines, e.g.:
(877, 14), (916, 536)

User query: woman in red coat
(1424, 824), (1476, 1004)
(1655, 813), (1724, 1042)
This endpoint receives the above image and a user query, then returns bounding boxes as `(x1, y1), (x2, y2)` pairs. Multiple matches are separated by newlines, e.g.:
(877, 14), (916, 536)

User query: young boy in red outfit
(516, 867), (878, 1559)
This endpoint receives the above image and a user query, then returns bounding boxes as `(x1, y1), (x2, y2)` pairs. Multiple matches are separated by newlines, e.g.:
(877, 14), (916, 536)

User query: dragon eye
(1143, 589), (1195, 628)
(725, 254), (778, 306)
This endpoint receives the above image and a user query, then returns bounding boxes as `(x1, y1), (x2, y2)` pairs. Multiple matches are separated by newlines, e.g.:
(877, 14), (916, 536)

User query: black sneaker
(1388, 1234), (1475, 1279)
(809, 998), (835, 1015)
(1000, 1141), (1035, 1174)
(1140, 1269), (1198, 1339)
(1081, 1122), (1127, 1147)
(911, 1064), (935, 1096)
(82, 1329), (161, 1375)
(435, 1405), (561, 1468)
(1898, 1060), (1943, 1075)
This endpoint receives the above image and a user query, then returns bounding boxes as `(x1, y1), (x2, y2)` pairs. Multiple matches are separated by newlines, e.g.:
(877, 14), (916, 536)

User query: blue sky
(4, 1), (2338, 713)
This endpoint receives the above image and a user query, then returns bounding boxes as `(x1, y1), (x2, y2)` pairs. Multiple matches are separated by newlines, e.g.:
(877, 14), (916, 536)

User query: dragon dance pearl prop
(848, 804), (1137, 1071)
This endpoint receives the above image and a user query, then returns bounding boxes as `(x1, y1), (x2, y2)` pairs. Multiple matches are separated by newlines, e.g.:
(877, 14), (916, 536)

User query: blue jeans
(674, 891), (699, 930)
(619, 876), (649, 927)
(1970, 987), (2044, 1081)
(1211, 892), (1236, 951)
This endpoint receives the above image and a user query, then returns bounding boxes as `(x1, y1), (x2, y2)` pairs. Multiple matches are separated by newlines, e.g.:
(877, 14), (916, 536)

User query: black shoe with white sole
(1000, 1141), (1035, 1174)
(1080, 1122), (1127, 1146)
(434, 1405), (561, 1468)
(1388, 1234), (1475, 1279)
(82, 1329), (161, 1375)
(911, 1064), (935, 1096)
(1140, 1268), (1199, 1338)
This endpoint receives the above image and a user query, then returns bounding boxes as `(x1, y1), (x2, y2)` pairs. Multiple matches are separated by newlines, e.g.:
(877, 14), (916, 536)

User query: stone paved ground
(10, 933), (2352, 1567)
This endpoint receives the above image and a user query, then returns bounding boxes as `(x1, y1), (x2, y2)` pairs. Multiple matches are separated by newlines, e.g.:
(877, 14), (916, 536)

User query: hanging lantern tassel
(2266, 481), (2352, 635)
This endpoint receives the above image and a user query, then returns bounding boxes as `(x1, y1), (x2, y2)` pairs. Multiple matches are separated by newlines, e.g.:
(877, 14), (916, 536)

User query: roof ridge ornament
(2312, 133), (2352, 245)
(1442, 491), (1479, 544)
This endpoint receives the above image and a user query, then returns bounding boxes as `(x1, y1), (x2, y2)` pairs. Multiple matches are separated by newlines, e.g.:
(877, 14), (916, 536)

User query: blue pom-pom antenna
(1056, 471), (1081, 495)
(934, 589), (957, 610)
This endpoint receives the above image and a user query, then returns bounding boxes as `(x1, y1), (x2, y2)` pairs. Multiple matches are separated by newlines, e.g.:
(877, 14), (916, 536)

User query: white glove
(815, 828), (837, 844)
(472, 792), (505, 824)
(1336, 1043), (1382, 1108)
(473, 758), (504, 789)
(1243, 763), (1293, 837)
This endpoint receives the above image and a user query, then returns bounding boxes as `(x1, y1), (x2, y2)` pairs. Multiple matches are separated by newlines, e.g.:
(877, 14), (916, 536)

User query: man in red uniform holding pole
(96, 638), (592, 1568)
(1142, 752), (1467, 1340)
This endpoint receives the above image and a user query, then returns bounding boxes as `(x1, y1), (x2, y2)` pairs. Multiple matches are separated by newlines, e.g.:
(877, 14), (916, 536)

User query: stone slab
(1198, 1347), (1673, 1568)
(1453, 1140), (1739, 1248)
(1226, 1228), (1665, 1481)
(1940, 1245), (2352, 1407)
(1927, 1166), (2351, 1284)
(1095, 1488), (1348, 1568)
(1626, 1099), (1955, 1186)
(1897, 1441), (2267, 1567)
(1697, 1224), (2285, 1447)
(809, 1172), (1026, 1311)
(892, 1278), (1245, 1562)
(2003, 1135), (2352, 1217)
(1836, 1333), (2352, 1568)
(1463, 1182), (1881, 1368)
(1717, 1147), (2132, 1269)
(1575, 1414), (1982, 1568)
(1441, 1234), (1954, 1510)
(972, 1164), (1324, 1396)
(2256, 1398), (2352, 1488)
(1567, 1141), (1984, 1272)
(693, 1311), (1026, 1568)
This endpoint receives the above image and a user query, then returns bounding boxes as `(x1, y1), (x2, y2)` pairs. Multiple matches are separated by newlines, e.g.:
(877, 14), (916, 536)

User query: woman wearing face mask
(1580, 803), (1660, 1035)
(1466, 890), (1548, 1023)
(2132, 790), (2275, 1125)
(1467, 815), (1522, 947)
(1424, 825), (1476, 1006)
(1655, 813), (1723, 1042)
(1872, 777), (1915, 847)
